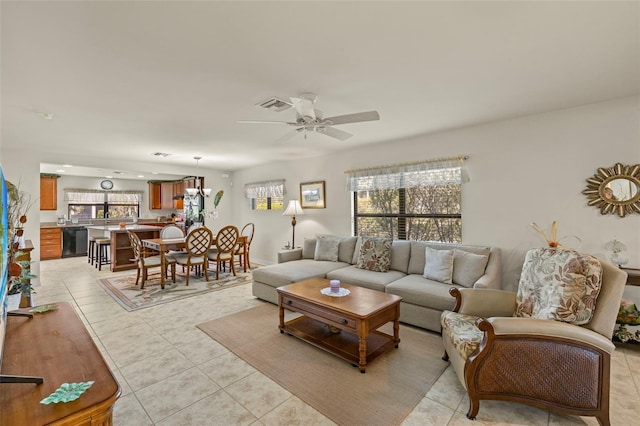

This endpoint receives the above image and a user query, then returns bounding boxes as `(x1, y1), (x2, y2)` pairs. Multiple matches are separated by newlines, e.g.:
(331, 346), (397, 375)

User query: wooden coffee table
(277, 277), (402, 373)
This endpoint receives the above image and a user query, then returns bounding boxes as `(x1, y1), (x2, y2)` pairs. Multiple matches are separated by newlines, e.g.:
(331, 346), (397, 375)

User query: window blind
(244, 179), (285, 199)
(345, 156), (468, 191)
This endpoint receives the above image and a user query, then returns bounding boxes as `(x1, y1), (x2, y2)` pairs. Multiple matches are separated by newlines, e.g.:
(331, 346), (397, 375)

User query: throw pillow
(355, 237), (392, 272)
(314, 237), (340, 262)
(423, 247), (454, 284)
(452, 249), (489, 288)
(515, 248), (603, 325)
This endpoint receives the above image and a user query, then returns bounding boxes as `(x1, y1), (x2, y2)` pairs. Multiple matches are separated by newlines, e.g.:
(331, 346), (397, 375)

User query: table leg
(393, 317), (400, 348)
(160, 250), (166, 289)
(358, 335), (367, 373)
(278, 301), (285, 333)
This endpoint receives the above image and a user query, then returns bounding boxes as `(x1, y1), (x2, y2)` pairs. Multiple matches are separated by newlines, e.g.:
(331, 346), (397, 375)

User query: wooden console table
(622, 267), (640, 286)
(1, 302), (121, 425)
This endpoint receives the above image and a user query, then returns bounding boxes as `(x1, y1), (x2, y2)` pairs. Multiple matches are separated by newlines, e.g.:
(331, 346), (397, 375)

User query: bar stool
(95, 238), (111, 271)
(88, 237), (97, 265)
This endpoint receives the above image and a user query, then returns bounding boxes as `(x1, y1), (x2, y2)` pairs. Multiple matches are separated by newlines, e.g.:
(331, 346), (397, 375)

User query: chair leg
(141, 267), (147, 289)
(185, 266), (190, 286)
(230, 257), (236, 277)
(466, 394), (479, 420)
(171, 264), (176, 283)
(216, 260), (220, 281)
(203, 260), (209, 282)
(134, 267), (141, 286)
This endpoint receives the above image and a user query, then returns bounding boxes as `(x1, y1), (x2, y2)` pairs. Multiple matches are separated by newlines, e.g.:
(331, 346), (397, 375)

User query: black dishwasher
(62, 227), (89, 258)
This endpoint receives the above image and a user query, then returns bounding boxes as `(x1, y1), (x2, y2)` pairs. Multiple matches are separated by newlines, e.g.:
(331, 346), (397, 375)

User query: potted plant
(6, 180), (36, 306)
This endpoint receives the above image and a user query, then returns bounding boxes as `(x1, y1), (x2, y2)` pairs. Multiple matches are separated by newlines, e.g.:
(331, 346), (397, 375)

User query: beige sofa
(252, 236), (502, 332)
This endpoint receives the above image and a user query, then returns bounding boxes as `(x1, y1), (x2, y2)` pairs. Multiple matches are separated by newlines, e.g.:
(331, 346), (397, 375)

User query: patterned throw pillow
(515, 248), (603, 325)
(356, 237), (392, 272)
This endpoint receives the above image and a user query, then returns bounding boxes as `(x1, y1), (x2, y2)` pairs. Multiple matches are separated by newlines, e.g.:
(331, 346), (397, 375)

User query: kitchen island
(86, 224), (161, 272)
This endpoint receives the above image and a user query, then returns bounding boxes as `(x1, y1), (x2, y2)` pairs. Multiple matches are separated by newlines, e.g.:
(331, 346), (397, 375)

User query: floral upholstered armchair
(440, 248), (627, 426)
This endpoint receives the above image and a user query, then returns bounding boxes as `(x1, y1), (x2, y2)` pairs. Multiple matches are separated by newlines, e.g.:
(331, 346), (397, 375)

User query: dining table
(141, 237), (186, 288)
(141, 234), (249, 287)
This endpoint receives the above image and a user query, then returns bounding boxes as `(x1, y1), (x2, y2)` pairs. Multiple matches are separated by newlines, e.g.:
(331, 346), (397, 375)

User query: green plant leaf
(40, 381), (95, 404)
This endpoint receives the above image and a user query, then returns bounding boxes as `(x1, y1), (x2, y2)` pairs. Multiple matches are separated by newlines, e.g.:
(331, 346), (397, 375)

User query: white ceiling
(2, 1), (639, 179)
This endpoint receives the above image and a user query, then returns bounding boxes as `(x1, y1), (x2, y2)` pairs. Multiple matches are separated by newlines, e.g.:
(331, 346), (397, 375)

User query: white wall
(232, 96), (640, 292)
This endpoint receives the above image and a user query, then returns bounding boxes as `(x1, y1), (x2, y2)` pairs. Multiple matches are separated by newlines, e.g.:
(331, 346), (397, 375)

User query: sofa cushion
(515, 248), (603, 325)
(338, 236), (358, 264)
(302, 238), (316, 259)
(390, 240), (411, 273)
(386, 275), (460, 311)
(314, 237), (340, 261)
(441, 310), (483, 360)
(356, 237), (392, 272)
(252, 259), (349, 288)
(453, 249), (489, 288)
(423, 247), (454, 284)
(327, 265), (406, 292)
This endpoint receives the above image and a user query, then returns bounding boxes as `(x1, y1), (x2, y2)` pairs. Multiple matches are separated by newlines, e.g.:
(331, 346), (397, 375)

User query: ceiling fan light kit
(240, 93), (380, 142)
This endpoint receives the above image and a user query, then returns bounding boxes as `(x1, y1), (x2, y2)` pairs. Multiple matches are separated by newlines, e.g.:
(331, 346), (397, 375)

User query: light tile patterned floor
(34, 257), (640, 425)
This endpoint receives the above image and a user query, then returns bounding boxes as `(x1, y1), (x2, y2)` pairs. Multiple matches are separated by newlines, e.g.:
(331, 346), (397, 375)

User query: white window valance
(65, 189), (143, 203)
(244, 179), (285, 199)
(345, 156), (468, 191)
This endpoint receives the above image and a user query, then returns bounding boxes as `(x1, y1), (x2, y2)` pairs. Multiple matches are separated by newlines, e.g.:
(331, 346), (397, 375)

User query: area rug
(98, 270), (252, 311)
(197, 303), (449, 426)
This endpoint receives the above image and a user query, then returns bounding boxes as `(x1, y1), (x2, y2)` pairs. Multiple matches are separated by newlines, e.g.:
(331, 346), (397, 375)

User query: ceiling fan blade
(290, 97), (316, 120)
(273, 129), (304, 144)
(323, 111), (380, 126)
(237, 120), (298, 125)
(318, 126), (352, 141)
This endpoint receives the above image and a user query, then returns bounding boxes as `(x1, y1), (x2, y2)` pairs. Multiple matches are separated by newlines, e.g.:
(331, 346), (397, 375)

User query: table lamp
(283, 200), (304, 248)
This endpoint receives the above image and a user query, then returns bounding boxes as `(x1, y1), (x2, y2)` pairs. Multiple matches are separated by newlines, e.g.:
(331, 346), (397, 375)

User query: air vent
(255, 97), (293, 112)
(152, 152), (170, 157)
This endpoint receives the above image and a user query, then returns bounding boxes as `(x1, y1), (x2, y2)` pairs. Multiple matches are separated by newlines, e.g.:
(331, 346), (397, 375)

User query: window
(244, 179), (285, 211)
(347, 156), (466, 243)
(66, 189), (142, 219)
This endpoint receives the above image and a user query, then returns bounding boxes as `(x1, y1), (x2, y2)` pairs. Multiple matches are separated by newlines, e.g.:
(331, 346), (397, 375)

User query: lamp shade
(283, 200), (304, 216)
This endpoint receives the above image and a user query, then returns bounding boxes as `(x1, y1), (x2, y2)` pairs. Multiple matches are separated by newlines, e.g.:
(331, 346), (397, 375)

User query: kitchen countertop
(41, 221), (178, 229)
(85, 224), (162, 232)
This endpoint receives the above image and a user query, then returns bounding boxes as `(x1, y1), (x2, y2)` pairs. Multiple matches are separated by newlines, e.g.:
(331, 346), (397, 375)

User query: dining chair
(127, 231), (176, 289)
(172, 226), (213, 285)
(208, 225), (239, 280)
(234, 223), (254, 272)
(160, 224), (184, 239)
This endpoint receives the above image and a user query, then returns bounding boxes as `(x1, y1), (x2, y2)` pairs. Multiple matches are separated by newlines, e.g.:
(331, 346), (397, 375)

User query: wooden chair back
(185, 226), (213, 257)
(215, 225), (239, 255)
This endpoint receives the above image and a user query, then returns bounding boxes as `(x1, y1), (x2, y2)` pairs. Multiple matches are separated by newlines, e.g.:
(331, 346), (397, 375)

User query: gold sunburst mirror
(582, 162), (640, 218)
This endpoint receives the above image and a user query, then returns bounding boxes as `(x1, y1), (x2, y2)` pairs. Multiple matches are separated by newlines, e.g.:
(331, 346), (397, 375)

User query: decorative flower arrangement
(531, 221), (581, 249)
(617, 299), (640, 325)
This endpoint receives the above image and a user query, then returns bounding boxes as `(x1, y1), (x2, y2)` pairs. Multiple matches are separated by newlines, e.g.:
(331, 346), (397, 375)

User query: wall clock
(100, 179), (114, 190)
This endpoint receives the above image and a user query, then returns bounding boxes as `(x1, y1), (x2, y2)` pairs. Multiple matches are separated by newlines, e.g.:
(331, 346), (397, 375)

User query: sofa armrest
(278, 248), (303, 263)
(482, 317), (615, 354)
(450, 287), (516, 318)
(472, 247), (502, 289)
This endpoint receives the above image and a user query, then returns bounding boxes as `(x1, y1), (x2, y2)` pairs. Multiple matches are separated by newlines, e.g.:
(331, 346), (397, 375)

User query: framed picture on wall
(300, 181), (326, 209)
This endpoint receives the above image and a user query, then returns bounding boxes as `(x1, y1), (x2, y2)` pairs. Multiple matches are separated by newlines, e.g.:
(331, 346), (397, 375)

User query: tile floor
(33, 257), (640, 426)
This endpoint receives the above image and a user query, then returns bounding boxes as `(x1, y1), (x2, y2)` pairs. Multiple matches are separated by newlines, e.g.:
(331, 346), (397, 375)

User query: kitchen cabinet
(174, 181), (184, 209)
(40, 228), (62, 260)
(149, 182), (162, 210)
(149, 179), (189, 210)
(161, 182), (174, 209)
(40, 176), (58, 210)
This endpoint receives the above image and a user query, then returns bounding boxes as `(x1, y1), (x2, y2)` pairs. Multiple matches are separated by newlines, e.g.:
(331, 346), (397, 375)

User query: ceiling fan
(238, 93), (380, 141)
